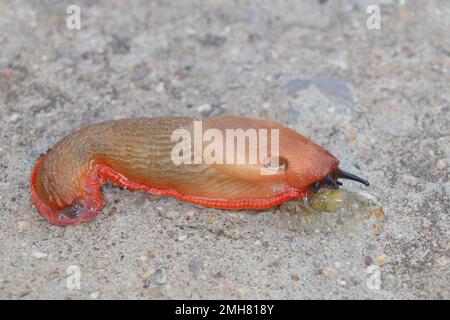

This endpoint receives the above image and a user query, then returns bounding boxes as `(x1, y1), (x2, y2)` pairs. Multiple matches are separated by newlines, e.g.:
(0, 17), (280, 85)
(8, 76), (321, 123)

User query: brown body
(31, 115), (352, 226)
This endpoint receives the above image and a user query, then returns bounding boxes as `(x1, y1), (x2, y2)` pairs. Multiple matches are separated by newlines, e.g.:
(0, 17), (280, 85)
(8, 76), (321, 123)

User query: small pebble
(189, 260), (203, 279)
(161, 210), (180, 220)
(373, 208), (385, 219)
(186, 210), (196, 221)
(17, 221), (28, 233)
(207, 214), (220, 223)
(140, 267), (156, 279)
(376, 253), (386, 265)
(291, 274), (300, 282)
(364, 256), (373, 266)
(197, 103), (212, 115)
(237, 286), (251, 296)
(223, 227), (242, 239)
(148, 286), (164, 298)
(436, 255), (450, 267)
(373, 222), (384, 235)
(155, 81), (165, 93)
(31, 250), (48, 259)
(322, 267), (333, 278)
(89, 291), (99, 299)
(153, 269), (168, 285)
(436, 159), (448, 170)
(9, 113), (20, 122)
(185, 27), (196, 35)
(177, 234), (187, 241)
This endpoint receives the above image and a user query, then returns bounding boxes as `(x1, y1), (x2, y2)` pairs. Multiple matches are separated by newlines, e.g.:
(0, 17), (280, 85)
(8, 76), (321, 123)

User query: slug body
(31, 115), (368, 226)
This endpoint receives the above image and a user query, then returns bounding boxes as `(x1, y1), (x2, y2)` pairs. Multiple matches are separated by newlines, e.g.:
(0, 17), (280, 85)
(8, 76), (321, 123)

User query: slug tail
(31, 157), (105, 226)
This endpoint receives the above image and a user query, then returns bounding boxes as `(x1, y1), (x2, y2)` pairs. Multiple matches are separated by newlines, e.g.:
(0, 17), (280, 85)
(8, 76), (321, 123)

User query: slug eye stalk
(312, 168), (369, 192)
(335, 169), (370, 186)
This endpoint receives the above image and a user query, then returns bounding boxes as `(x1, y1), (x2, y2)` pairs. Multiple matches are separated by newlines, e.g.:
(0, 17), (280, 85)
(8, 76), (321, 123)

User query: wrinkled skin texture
(31, 115), (340, 226)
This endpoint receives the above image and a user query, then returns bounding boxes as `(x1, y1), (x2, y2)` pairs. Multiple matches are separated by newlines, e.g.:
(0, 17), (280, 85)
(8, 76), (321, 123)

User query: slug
(30, 115), (369, 226)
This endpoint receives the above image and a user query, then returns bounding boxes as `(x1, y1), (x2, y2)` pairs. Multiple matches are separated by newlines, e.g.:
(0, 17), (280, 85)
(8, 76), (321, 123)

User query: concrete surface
(0, 0), (449, 299)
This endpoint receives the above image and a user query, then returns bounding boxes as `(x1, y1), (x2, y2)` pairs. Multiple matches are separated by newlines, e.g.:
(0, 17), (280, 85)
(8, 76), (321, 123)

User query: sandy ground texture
(0, 0), (449, 299)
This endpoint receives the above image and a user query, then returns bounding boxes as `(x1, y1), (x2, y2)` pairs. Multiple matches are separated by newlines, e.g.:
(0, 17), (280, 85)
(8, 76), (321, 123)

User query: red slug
(30, 115), (369, 226)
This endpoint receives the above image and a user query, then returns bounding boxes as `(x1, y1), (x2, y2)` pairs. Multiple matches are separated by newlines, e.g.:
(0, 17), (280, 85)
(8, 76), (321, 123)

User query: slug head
(251, 127), (370, 192)
(276, 130), (369, 192)
(276, 128), (340, 189)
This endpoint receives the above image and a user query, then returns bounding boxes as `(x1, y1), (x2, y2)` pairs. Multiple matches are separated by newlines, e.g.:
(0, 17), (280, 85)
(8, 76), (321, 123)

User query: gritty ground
(0, 0), (449, 299)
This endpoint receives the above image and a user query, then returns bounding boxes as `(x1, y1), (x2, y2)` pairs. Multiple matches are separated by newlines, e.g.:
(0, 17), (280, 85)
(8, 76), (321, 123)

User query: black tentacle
(336, 169), (369, 186)
(312, 182), (321, 193)
(325, 175), (339, 189)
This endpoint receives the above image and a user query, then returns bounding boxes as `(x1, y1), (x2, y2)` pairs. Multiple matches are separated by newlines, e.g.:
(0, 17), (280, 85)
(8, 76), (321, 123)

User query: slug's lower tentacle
(312, 182), (321, 193)
(324, 175), (339, 189)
